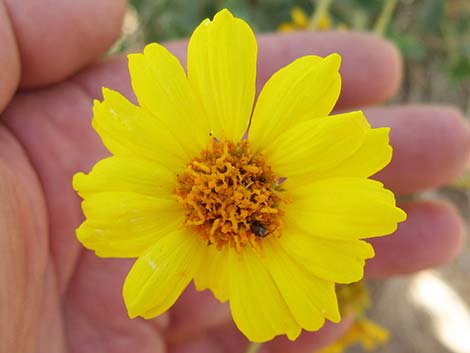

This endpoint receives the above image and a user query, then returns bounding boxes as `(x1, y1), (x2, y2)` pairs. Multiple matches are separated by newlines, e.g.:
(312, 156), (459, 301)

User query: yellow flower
(278, 6), (332, 32)
(320, 282), (388, 353)
(317, 318), (390, 353)
(317, 13), (332, 30)
(73, 9), (406, 342)
(278, 6), (310, 32)
(337, 282), (371, 316)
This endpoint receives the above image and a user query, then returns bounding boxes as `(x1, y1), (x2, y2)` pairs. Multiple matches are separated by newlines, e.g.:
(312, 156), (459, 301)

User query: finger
(165, 30), (402, 110)
(64, 252), (167, 353)
(261, 31), (402, 109)
(168, 317), (353, 353)
(166, 284), (231, 344)
(1, 0), (126, 92)
(3, 83), (107, 293)
(165, 277), (350, 348)
(71, 63), (470, 198)
(263, 318), (354, 353)
(365, 200), (466, 278)
(37, 262), (66, 353)
(0, 2), (20, 112)
(76, 31), (402, 108)
(366, 105), (470, 194)
(0, 126), (49, 353)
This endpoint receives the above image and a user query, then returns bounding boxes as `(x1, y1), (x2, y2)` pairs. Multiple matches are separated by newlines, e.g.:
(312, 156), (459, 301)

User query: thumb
(0, 126), (48, 353)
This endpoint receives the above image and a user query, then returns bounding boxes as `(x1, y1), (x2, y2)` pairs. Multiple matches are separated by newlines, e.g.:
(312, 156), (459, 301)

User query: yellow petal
(315, 127), (392, 179)
(278, 224), (375, 283)
(128, 43), (209, 155)
(77, 192), (183, 257)
(92, 88), (188, 171)
(123, 229), (204, 318)
(291, 7), (309, 28)
(284, 178), (407, 240)
(193, 244), (231, 302)
(264, 111), (369, 180)
(263, 238), (341, 331)
(187, 9), (257, 140)
(229, 248), (300, 342)
(249, 54), (341, 152)
(73, 156), (175, 199)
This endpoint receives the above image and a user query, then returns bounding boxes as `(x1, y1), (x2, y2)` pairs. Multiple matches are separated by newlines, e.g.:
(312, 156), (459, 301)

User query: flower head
(73, 9), (406, 342)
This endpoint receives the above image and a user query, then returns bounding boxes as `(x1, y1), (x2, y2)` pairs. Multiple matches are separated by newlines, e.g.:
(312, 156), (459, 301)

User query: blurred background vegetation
(114, 1), (470, 353)
(117, 0), (470, 113)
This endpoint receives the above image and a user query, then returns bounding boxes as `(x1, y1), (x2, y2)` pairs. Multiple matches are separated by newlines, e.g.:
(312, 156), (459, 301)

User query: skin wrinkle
(0, 126), (49, 353)
(38, 262), (67, 353)
(0, 1), (21, 112)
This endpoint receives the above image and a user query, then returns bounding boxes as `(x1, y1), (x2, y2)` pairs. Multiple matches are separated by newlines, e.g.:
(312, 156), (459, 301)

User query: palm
(0, 2), (468, 352)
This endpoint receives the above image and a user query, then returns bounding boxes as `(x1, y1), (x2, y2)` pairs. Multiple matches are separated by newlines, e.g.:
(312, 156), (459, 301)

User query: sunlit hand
(1, 1), (468, 353)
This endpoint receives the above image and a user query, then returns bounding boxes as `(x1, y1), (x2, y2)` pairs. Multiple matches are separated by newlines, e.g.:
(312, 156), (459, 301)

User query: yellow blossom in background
(73, 9), (406, 342)
(278, 6), (332, 32)
(318, 282), (389, 353)
(337, 282), (371, 316)
(318, 318), (390, 353)
(318, 13), (332, 30)
(278, 6), (310, 31)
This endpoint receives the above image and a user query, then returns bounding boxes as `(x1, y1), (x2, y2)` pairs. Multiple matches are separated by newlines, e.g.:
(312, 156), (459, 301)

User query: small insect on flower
(251, 221), (268, 237)
(73, 9), (406, 343)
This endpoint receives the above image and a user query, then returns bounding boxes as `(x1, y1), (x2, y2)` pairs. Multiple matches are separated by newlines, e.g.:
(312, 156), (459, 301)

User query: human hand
(0, 1), (468, 353)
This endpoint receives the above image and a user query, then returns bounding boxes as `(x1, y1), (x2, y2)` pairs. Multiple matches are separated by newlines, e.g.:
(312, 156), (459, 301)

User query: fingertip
(336, 32), (402, 108)
(368, 105), (470, 194)
(365, 200), (466, 279)
(429, 200), (467, 260)
(0, 2), (20, 112)
(409, 200), (466, 259)
(441, 105), (470, 166)
(255, 31), (403, 108)
(5, 0), (127, 88)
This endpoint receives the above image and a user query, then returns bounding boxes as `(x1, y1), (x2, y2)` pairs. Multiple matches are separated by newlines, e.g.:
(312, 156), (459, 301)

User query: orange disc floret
(175, 139), (286, 252)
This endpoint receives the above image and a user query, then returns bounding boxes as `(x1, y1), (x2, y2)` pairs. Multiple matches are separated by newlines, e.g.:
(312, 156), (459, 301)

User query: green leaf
(418, 0), (444, 34)
(387, 31), (427, 61)
(450, 57), (470, 82)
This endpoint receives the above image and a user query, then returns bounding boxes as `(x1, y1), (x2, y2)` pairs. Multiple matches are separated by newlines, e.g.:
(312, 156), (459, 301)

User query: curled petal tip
(324, 52), (342, 71)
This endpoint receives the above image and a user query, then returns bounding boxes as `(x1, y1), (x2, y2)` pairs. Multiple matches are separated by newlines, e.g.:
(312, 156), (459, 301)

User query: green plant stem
(374, 0), (398, 35)
(309, 0), (333, 29)
(245, 342), (263, 353)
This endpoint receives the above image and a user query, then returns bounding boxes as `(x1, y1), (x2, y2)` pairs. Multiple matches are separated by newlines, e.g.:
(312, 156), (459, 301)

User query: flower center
(175, 139), (285, 252)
